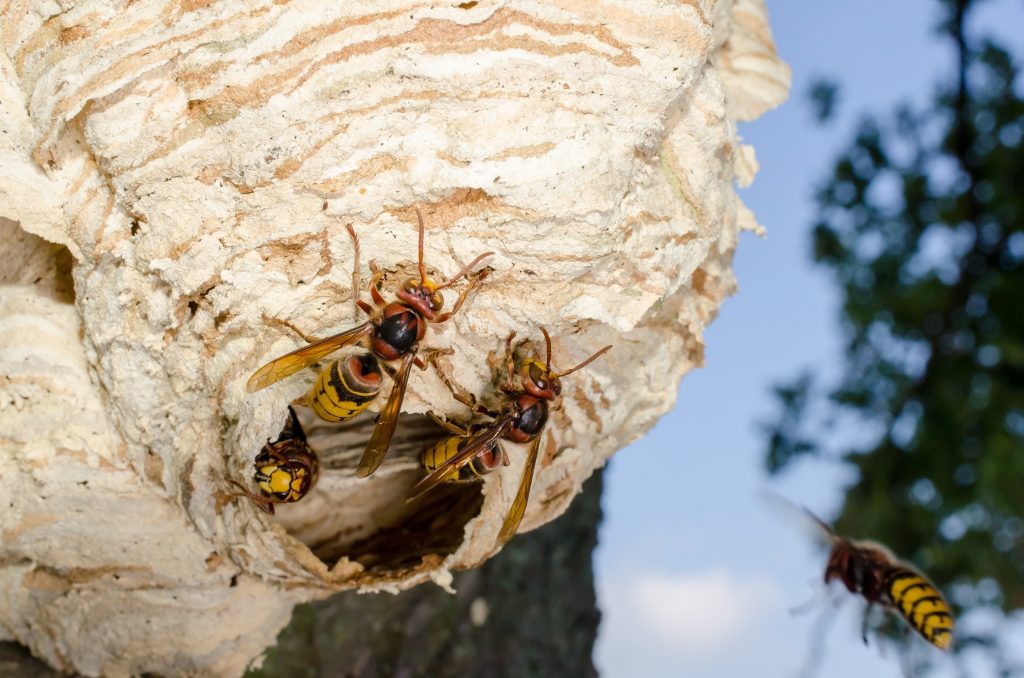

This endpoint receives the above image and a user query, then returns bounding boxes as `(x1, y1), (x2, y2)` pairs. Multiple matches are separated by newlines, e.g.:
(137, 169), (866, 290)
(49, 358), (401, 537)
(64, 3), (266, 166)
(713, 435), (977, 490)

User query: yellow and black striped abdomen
(309, 354), (382, 423)
(422, 437), (466, 483)
(886, 568), (954, 649)
(421, 436), (504, 483)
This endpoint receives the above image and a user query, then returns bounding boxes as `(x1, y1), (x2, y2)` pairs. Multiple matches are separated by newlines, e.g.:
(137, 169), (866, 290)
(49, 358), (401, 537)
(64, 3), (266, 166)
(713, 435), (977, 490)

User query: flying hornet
(231, 406), (318, 514)
(785, 499), (955, 651)
(246, 209), (492, 479)
(408, 328), (611, 546)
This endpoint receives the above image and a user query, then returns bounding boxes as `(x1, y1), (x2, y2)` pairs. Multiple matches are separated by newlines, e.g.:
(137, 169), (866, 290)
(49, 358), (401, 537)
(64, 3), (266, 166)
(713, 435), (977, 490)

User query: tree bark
(250, 468), (604, 678)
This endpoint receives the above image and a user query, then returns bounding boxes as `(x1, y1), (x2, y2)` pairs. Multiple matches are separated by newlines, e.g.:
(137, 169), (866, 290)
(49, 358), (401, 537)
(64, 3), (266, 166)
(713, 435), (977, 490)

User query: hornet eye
(528, 363), (547, 388)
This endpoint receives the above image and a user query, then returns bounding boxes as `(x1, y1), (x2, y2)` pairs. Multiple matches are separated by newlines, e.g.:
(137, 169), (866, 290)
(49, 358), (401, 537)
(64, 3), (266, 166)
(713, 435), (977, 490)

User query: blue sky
(594, 2), (1024, 677)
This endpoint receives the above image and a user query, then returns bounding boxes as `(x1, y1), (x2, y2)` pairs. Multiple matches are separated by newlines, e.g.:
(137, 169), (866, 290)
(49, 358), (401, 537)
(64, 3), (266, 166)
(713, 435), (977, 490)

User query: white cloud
(632, 571), (779, 654)
(597, 568), (787, 678)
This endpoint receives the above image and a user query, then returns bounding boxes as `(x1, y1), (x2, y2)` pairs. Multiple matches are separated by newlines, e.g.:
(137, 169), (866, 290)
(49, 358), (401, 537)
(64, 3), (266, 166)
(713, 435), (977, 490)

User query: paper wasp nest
(0, 0), (789, 675)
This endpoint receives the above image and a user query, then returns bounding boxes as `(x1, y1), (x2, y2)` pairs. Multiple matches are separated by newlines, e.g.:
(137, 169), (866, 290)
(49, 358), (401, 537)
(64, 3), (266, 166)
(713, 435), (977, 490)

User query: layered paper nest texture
(0, 1), (789, 675)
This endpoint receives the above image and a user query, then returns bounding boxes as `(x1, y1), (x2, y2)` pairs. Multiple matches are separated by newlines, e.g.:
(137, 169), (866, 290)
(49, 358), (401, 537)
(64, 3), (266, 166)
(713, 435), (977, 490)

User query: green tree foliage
(807, 79), (841, 125)
(765, 0), (1023, 668)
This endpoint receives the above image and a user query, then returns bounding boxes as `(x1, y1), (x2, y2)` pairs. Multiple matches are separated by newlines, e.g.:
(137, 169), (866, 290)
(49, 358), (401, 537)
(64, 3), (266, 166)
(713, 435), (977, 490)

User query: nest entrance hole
(1, 218), (75, 303)
(272, 410), (485, 574)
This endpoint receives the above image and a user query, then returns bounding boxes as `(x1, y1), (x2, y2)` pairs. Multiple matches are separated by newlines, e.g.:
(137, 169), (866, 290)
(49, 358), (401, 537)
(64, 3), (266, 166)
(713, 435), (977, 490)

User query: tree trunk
(250, 468), (604, 678)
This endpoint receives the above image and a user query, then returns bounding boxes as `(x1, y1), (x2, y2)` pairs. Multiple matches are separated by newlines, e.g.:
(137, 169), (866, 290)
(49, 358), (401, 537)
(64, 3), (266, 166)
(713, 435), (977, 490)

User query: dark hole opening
(1, 218), (75, 304)
(271, 409), (485, 574)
